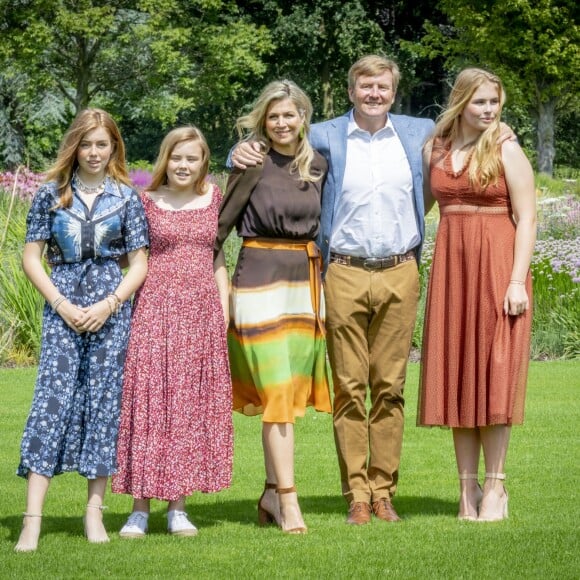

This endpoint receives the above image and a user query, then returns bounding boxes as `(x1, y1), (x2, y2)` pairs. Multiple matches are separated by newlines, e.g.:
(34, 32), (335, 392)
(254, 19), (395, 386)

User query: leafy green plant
(530, 259), (580, 359)
(0, 251), (44, 360)
(535, 173), (580, 198)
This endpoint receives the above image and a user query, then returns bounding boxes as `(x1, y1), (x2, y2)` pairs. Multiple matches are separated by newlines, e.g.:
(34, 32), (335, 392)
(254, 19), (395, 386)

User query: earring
(299, 125), (305, 139)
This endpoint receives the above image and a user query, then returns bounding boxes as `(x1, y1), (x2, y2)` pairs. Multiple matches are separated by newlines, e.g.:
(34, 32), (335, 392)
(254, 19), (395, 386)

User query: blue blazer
(310, 111), (434, 270)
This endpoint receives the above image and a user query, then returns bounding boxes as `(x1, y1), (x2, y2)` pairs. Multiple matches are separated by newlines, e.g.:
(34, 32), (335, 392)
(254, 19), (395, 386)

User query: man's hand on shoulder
(232, 141), (265, 169)
(498, 122), (517, 144)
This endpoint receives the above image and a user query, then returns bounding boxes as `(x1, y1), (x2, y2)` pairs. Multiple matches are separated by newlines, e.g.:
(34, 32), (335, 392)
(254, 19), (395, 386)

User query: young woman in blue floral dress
(14, 109), (149, 552)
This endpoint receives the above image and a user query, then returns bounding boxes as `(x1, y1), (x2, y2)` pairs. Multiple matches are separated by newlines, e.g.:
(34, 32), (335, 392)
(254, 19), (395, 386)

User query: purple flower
(0, 168), (45, 202)
(129, 169), (152, 190)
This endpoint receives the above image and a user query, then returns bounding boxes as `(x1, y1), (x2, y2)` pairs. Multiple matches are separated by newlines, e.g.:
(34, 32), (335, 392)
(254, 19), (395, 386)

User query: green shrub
(0, 251), (44, 362)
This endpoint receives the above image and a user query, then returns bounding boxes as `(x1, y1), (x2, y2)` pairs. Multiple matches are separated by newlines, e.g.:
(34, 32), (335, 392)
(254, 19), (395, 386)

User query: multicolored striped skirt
(228, 238), (332, 422)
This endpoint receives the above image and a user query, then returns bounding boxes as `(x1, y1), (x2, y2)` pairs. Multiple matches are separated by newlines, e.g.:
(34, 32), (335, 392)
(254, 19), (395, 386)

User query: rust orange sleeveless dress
(418, 140), (532, 427)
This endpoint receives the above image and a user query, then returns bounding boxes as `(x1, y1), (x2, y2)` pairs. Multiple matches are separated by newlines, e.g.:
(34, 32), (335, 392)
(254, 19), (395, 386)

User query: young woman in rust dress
(418, 69), (536, 522)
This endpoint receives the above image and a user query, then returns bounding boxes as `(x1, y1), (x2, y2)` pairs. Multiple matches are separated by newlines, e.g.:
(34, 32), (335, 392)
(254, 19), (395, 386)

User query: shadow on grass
(1, 493), (456, 543)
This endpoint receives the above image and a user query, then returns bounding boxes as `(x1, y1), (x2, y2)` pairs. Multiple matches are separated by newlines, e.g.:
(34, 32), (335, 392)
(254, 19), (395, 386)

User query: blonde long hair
(434, 68), (506, 190)
(149, 126), (210, 194)
(235, 80), (320, 182)
(45, 108), (130, 208)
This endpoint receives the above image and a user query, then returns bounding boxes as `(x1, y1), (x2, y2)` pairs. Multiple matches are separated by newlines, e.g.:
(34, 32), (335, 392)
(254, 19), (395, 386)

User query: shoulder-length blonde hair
(235, 80), (320, 182)
(45, 108), (130, 208)
(149, 126), (210, 194)
(434, 68), (506, 190)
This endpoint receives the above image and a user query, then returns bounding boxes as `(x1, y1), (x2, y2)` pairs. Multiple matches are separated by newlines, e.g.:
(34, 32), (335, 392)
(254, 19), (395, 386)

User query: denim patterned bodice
(25, 179), (149, 264)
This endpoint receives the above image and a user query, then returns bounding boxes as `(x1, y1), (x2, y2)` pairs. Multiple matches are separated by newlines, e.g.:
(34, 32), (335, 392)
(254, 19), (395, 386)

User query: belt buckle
(363, 258), (383, 270)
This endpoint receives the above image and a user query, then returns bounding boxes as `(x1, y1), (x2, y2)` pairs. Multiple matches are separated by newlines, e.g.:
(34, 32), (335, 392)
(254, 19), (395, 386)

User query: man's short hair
(348, 55), (400, 93)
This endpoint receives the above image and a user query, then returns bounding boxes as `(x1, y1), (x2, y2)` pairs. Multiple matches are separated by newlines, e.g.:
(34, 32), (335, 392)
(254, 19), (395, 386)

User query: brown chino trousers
(324, 259), (419, 504)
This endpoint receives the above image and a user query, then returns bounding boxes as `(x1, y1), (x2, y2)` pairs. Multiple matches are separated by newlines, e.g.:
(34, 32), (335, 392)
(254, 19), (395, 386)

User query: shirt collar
(102, 176), (125, 198)
(347, 110), (394, 137)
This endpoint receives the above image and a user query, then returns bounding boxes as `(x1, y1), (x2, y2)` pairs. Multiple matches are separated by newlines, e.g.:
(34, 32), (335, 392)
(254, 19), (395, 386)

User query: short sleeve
(25, 184), (57, 243)
(123, 188), (149, 252)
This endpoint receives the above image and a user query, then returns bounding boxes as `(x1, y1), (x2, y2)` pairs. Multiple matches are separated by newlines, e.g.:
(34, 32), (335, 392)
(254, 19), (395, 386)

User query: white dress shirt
(330, 112), (420, 258)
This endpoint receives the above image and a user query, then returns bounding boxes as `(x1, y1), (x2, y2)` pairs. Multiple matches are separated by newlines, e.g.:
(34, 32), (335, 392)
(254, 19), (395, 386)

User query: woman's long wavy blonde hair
(434, 68), (506, 190)
(149, 126), (210, 194)
(235, 80), (321, 182)
(45, 108), (130, 208)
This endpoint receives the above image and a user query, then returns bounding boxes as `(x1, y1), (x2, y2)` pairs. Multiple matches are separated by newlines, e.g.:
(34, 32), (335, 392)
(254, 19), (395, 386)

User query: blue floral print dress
(17, 178), (148, 479)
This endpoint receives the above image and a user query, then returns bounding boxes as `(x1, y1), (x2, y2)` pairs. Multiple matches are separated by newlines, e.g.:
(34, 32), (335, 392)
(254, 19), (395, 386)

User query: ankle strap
(86, 504), (108, 510)
(264, 481), (277, 490)
(484, 473), (506, 480)
(23, 513), (42, 517)
(458, 473), (479, 480)
(276, 486), (297, 494)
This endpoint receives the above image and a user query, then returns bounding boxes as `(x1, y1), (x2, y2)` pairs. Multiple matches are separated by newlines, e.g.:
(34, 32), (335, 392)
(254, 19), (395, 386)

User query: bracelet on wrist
(105, 296), (116, 316)
(51, 295), (66, 312)
(509, 280), (525, 285)
(106, 293), (122, 315)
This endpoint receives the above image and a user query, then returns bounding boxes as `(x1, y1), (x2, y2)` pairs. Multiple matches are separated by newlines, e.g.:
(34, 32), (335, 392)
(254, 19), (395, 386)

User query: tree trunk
(321, 59), (334, 120)
(536, 96), (556, 176)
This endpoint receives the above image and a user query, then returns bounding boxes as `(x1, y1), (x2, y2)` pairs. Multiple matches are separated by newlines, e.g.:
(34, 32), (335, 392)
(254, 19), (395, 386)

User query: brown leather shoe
(372, 499), (401, 522)
(346, 501), (372, 525)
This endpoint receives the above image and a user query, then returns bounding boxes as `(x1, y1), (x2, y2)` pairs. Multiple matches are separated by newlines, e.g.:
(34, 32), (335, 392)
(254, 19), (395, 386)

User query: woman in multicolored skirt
(216, 80), (332, 534)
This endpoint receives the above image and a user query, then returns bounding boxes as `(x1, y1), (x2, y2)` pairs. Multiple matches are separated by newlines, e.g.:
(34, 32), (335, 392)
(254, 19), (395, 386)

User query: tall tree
(238, 0), (385, 120)
(366, 0), (446, 117)
(420, 0), (580, 175)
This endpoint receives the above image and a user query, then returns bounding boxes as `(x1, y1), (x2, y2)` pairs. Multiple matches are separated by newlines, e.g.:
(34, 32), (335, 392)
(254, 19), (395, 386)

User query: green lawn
(1, 362), (579, 579)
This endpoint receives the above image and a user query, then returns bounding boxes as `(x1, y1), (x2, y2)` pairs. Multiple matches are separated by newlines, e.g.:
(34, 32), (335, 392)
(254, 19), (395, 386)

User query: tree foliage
(418, 0), (580, 175)
(0, 0), (273, 166)
(0, 0), (577, 170)
(238, 0), (385, 120)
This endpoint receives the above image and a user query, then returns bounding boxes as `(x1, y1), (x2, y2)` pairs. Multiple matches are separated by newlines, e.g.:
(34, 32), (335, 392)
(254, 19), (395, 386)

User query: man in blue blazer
(232, 55), (434, 525)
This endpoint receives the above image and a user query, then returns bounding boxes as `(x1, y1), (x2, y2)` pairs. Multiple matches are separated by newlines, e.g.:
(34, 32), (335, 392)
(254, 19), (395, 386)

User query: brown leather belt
(329, 250), (416, 270)
(242, 237), (325, 334)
